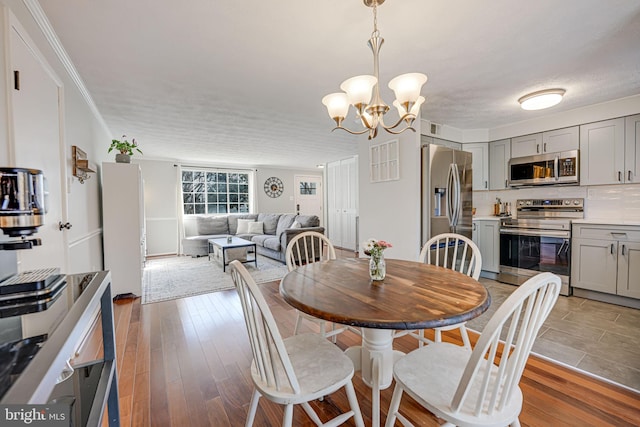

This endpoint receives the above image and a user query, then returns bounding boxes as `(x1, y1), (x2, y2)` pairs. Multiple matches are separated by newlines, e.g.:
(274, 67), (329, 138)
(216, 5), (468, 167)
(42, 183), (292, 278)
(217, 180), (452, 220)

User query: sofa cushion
(290, 220), (302, 229)
(263, 236), (281, 252)
(251, 235), (271, 247)
(294, 215), (320, 228)
(248, 221), (264, 234)
(257, 213), (281, 235)
(196, 216), (229, 235)
(228, 214), (259, 234)
(275, 214), (297, 237)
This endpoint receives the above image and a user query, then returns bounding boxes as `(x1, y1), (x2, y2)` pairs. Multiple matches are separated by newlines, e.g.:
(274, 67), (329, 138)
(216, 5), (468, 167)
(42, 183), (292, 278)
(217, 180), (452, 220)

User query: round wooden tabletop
(280, 258), (491, 330)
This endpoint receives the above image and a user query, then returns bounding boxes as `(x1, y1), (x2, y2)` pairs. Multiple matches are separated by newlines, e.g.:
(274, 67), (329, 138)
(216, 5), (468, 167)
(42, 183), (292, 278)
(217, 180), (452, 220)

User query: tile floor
(466, 278), (640, 392)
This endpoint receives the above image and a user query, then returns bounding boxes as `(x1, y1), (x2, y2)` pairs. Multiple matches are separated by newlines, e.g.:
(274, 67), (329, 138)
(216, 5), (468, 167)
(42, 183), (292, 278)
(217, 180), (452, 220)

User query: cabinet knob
(536, 144), (540, 153)
(484, 181), (487, 189)
(618, 171), (622, 182)
(610, 243), (615, 255)
(543, 143), (547, 152)
(58, 221), (72, 230)
(622, 244), (626, 256)
(629, 170), (633, 182)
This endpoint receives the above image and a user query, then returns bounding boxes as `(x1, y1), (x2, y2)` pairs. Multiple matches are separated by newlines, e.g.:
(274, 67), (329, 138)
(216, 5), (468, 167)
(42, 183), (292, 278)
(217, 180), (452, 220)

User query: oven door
(499, 228), (571, 292)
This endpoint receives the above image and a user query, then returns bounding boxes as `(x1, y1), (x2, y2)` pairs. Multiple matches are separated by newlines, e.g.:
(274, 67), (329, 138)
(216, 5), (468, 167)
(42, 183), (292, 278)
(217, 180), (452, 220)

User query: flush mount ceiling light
(322, 0), (427, 140)
(518, 89), (566, 111)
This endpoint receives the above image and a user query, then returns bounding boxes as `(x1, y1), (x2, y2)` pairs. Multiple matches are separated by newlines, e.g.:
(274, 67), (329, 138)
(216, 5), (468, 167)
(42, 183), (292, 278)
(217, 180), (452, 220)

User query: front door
(294, 175), (323, 225)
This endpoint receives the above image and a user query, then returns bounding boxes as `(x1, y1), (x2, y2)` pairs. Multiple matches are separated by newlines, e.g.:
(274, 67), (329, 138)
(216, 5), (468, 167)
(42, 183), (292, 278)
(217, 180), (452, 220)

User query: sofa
(182, 213), (324, 263)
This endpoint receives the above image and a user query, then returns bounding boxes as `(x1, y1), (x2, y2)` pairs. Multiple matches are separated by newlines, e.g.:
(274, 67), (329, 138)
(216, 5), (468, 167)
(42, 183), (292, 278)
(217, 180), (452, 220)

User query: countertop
(473, 216), (507, 221)
(572, 219), (640, 226)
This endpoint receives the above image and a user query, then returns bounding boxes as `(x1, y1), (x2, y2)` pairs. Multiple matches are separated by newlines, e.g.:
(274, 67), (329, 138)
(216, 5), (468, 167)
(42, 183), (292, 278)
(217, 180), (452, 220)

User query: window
(299, 181), (317, 195)
(181, 169), (251, 214)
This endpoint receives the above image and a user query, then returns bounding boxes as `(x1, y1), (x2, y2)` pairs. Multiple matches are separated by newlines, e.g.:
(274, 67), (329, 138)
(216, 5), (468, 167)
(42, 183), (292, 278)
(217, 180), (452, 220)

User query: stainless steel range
(499, 198), (584, 296)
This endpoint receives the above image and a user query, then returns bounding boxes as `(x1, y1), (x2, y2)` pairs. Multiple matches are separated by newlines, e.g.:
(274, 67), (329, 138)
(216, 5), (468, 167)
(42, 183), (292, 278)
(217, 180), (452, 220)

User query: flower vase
(369, 252), (386, 281)
(115, 153), (131, 163)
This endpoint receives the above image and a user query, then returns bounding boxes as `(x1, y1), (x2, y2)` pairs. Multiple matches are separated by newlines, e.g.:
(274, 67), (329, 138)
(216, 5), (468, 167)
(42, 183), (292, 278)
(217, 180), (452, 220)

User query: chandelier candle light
(322, 0), (427, 139)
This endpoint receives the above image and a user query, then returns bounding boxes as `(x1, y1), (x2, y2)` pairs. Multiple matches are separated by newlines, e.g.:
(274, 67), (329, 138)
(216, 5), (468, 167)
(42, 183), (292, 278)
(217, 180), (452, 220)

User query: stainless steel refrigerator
(421, 144), (473, 244)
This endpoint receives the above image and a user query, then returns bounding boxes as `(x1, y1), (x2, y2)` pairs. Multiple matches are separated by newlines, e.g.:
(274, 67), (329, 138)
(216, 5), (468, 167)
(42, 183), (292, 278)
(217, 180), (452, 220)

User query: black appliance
(498, 198), (584, 296)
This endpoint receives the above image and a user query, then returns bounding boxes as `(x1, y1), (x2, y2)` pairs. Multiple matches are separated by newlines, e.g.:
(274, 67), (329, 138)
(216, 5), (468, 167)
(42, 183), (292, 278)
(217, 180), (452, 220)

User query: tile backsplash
(473, 184), (640, 220)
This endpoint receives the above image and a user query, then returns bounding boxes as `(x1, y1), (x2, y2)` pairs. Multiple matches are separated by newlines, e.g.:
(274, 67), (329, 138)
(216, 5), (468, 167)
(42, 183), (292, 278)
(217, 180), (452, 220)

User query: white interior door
(294, 175), (323, 225)
(10, 23), (68, 273)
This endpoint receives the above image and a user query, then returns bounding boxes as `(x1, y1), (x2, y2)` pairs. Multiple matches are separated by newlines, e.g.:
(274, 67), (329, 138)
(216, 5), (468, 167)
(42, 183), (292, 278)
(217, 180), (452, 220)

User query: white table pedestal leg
(345, 328), (404, 427)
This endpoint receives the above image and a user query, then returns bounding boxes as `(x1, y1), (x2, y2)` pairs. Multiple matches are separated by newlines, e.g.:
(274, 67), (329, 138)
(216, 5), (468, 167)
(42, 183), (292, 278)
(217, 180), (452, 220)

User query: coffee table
(208, 237), (257, 272)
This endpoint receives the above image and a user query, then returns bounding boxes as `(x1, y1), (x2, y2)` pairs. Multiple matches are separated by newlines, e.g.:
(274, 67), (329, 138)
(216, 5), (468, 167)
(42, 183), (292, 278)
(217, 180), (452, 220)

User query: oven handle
(499, 228), (571, 238)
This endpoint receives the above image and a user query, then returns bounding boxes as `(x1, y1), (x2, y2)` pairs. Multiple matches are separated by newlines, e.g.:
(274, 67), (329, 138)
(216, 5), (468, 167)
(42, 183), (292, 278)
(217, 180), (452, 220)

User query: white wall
(255, 167), (322, 214)
(138, 159), (178, 256)
(358, 128), (423, 261)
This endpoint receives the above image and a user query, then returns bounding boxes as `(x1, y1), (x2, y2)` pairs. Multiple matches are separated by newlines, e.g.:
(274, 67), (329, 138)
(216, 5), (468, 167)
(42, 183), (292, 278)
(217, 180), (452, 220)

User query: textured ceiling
(38, 0), (640, 169)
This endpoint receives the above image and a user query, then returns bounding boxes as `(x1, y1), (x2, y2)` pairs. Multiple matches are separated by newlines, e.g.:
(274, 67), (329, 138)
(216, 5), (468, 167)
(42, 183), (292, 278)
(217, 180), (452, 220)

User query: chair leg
(418, 330), (425, 348)
(384, 384), (404, 427)
(246, 389), (260, 427)
(459, 324), (472, 350)
(330, 323), (337, 344)
(282, 404), (294, 427)
(301, 402), (323, 426)
(344, 381), (365, 427)
(434, 328), (442, 343)
(294, 312), (304, 335)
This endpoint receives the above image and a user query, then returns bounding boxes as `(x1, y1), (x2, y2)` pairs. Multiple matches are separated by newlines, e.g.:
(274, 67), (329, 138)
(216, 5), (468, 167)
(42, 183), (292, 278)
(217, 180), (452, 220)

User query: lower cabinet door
(572, 238), (618, 294)
(617, 241), (640, 299)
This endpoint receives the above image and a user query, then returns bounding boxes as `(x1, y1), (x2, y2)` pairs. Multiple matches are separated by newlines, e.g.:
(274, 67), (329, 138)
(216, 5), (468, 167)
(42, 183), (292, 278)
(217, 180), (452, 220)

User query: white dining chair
(230, 260), (365, 427)
(385, 272), (561, 427)
(285, 231), (355, 342)
(397, 233), (482, 349)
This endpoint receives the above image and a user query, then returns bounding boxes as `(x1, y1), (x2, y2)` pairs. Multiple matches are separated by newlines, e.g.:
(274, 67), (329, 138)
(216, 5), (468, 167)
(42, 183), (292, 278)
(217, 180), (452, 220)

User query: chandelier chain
(371, 2), (379, 37)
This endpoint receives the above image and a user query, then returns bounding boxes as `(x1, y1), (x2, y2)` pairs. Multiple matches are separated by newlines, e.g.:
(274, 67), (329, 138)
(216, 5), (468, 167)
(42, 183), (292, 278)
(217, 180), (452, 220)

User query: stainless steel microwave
(508, 150), (579, 187)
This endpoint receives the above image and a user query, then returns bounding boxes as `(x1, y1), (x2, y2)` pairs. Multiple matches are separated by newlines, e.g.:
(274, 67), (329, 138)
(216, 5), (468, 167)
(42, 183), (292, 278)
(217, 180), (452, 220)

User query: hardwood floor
(105, 273), (640, 426)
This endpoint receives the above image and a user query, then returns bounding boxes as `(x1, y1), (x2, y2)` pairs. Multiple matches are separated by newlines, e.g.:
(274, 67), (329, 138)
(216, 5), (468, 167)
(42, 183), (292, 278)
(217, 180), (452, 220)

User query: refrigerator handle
(453, 164), (461, 227)
(446, 164), (455, 227)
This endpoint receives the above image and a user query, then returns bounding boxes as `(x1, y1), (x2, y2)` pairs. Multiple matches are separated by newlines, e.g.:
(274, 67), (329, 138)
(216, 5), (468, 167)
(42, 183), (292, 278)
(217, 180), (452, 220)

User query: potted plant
(108, 135), (142, 163)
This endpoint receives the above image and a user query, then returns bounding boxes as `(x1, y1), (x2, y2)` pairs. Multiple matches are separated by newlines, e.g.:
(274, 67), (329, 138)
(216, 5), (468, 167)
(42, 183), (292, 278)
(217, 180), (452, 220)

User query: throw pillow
(236, 219), (254, 234)
(196, 216), (229, 235)
(290, 220), (302, 229)
(248, 221), (264, 234)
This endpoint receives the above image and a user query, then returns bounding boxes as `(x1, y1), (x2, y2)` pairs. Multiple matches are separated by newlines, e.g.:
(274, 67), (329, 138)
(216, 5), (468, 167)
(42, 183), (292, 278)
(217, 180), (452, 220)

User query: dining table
(279, 257), (491, 427)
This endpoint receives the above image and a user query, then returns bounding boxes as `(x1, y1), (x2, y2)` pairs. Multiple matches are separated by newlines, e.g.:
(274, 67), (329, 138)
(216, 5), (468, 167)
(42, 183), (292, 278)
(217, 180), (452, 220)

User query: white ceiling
(38, 0), (640, 169)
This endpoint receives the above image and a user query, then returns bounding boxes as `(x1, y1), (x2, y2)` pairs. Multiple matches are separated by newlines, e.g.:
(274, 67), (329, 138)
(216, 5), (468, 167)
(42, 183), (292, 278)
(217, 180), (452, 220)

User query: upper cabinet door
(463, 143), (489, 191)
(511, 133), (543, 157)
(489, 139), (511, 190)
(625, 114), (640, 183)
(580, 118), (625, 185)
(543, 126), (579, 153)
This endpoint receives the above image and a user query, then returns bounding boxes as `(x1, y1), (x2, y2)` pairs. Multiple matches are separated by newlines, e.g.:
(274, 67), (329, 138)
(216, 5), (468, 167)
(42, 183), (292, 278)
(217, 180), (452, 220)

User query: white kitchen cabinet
(489, 139), (510, 190)
(625, 113), (640, 183)
(472, 218), (500, 274)
(572, 223), (640, 300)
(580, 118), (625, 185)
(102, 162), (145, 297)
(463, 143), (489, 191)
(327, 156), (358, 251)
(511, 127), (578, 158)
(511, 133), (542, 158)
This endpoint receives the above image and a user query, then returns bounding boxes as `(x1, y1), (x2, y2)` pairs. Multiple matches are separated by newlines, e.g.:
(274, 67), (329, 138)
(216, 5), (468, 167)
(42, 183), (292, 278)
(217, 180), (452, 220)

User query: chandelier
(322, 0), (427, 140)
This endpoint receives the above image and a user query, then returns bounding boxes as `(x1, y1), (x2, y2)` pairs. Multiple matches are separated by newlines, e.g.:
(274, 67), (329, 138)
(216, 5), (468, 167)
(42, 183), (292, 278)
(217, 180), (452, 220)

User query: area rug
(142, 255), (289, 304)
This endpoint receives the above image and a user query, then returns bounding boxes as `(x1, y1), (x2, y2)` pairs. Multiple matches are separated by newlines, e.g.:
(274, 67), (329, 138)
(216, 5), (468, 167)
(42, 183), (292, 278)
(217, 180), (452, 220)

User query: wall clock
(264, 176), (284, 198)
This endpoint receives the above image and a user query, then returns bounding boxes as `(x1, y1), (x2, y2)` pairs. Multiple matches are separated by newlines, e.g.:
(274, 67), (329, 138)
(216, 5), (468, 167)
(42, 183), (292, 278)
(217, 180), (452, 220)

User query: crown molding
(22, 0), (111, 137)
